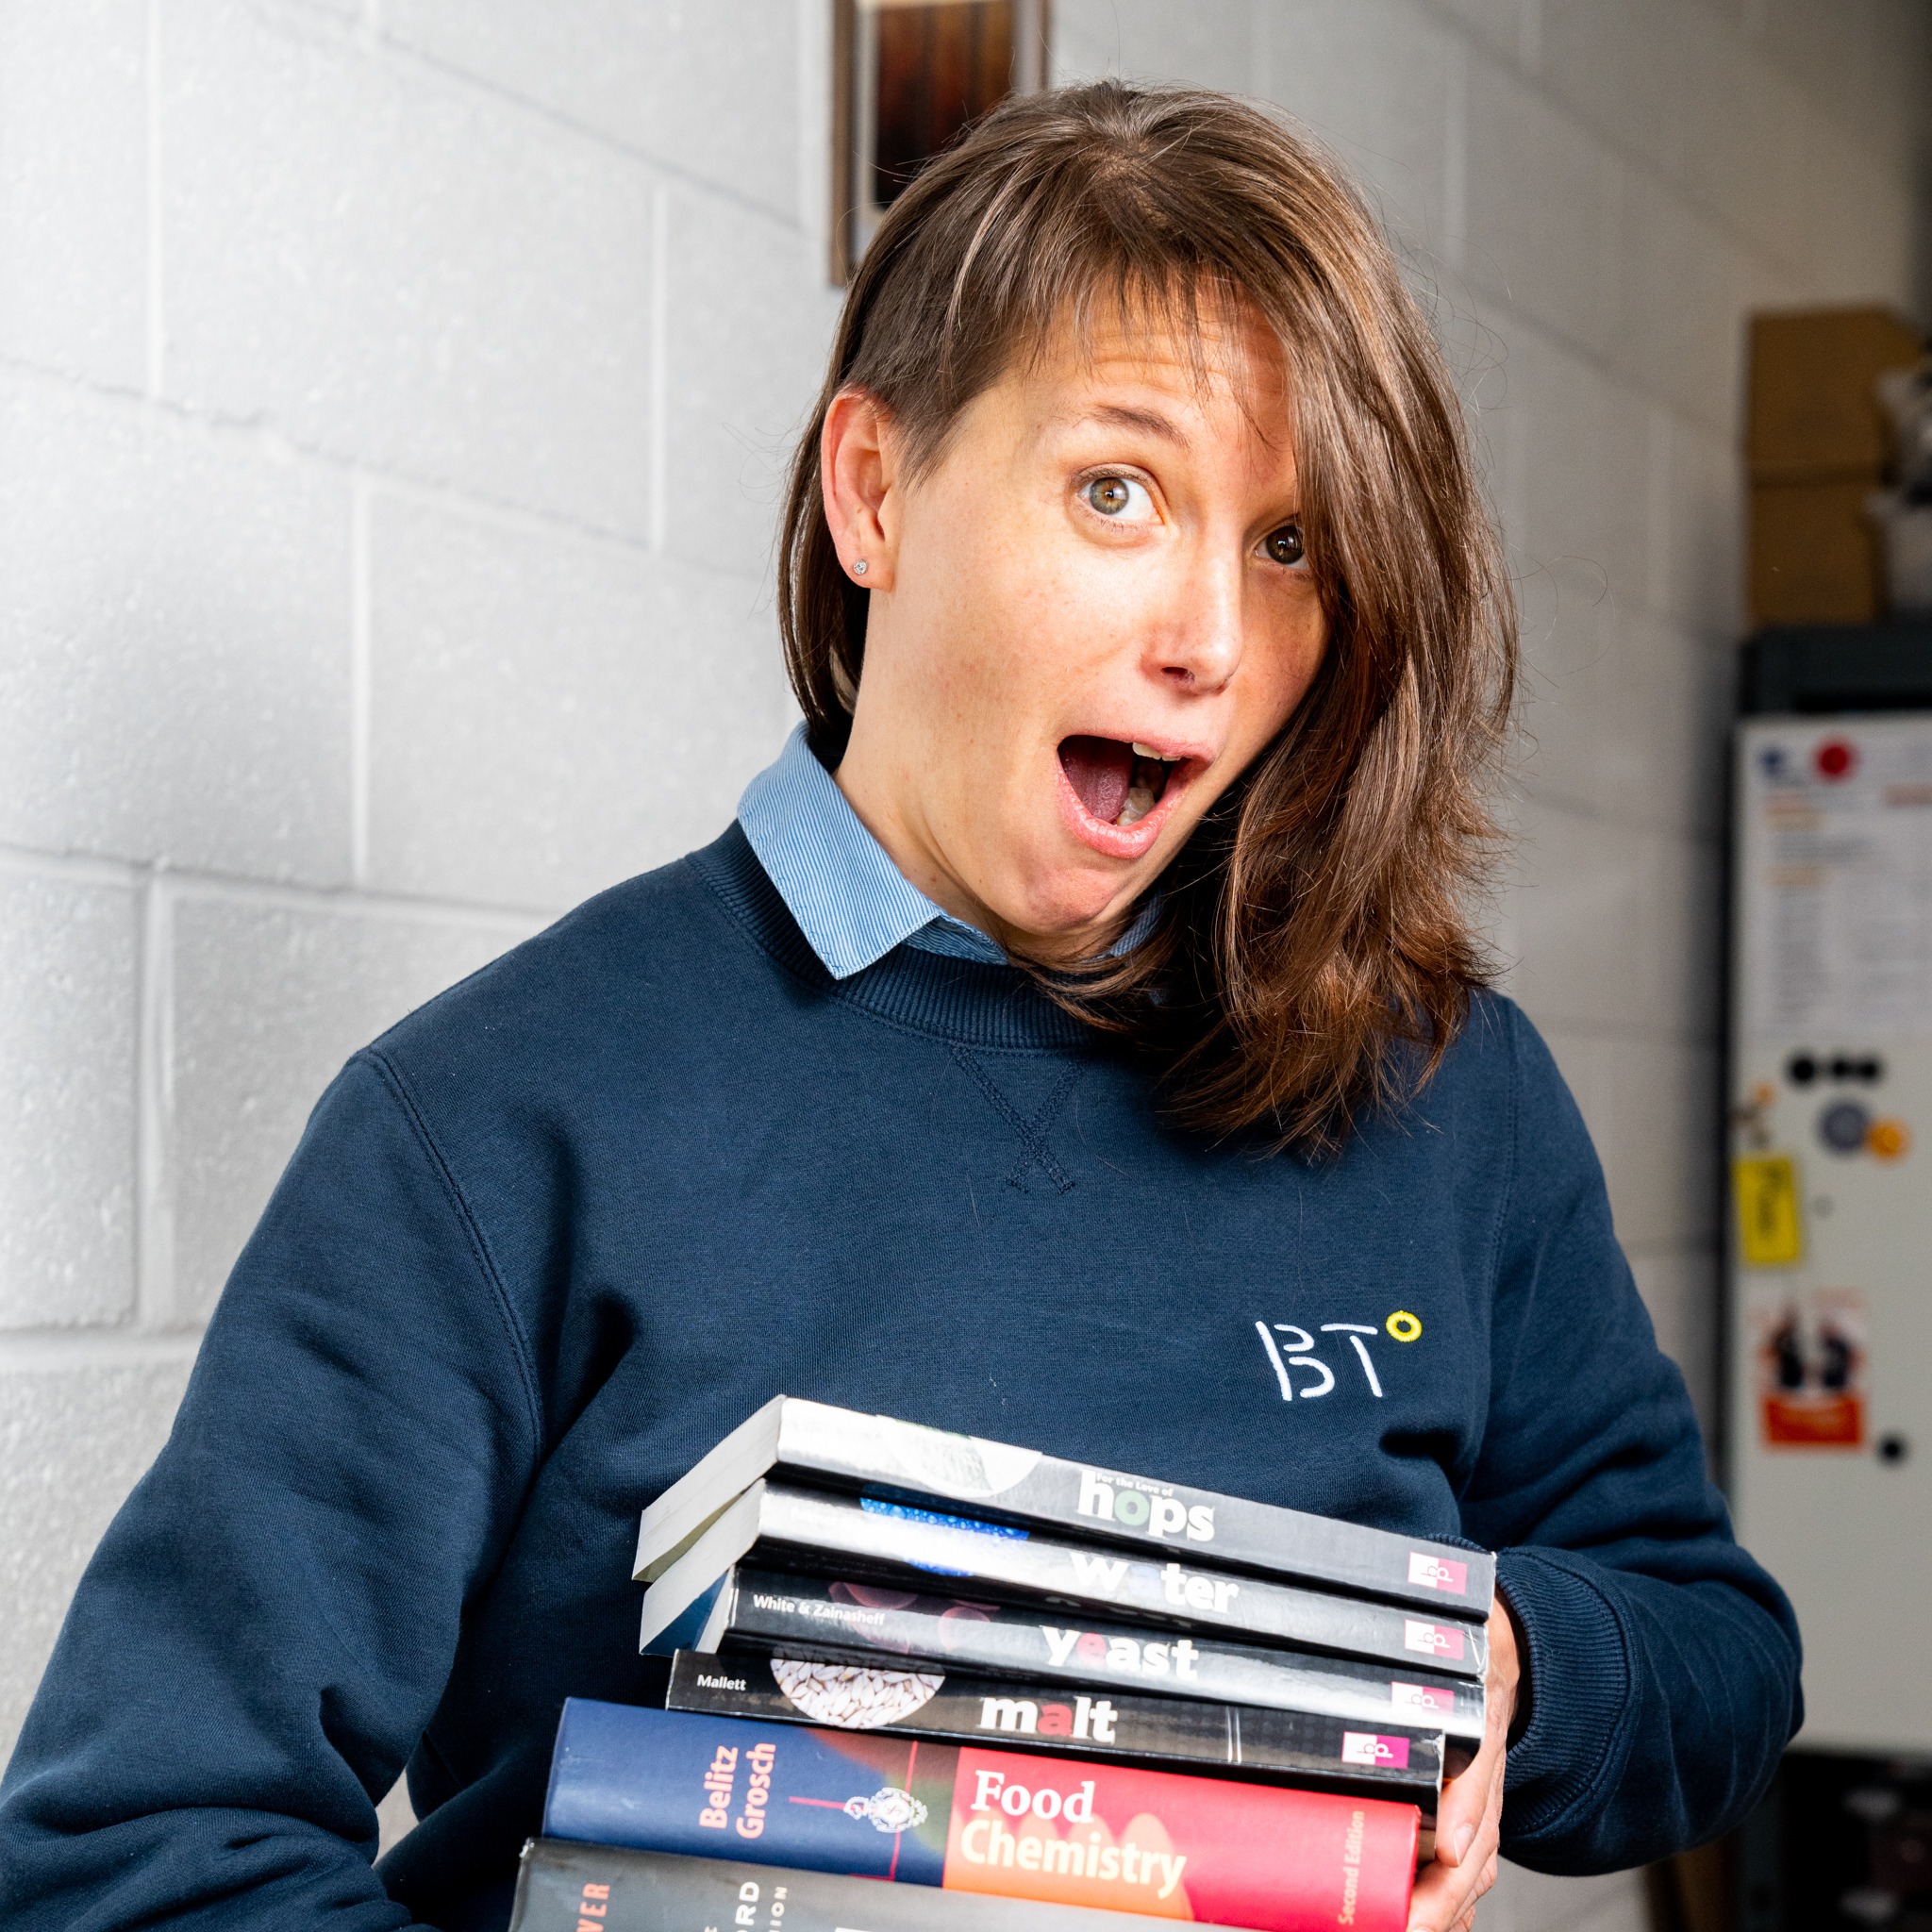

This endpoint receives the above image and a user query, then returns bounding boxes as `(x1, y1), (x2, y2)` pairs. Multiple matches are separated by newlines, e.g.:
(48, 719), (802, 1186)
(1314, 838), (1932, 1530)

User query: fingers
(1407, 1813), (1500, 1932)
(1432, 1737), (1503, 1868)
(1406, 1857), (1474, 1932)
(1450, 1852), (1500, 1932)
(1414, 1596), (1517, 1932)
(1430, 1757), (1490, 1866)
(1408, 1759), (1505, 1930)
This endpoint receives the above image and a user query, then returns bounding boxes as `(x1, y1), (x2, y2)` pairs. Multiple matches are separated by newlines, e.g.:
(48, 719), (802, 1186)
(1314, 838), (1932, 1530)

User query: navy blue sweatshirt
(0, 826), (1800, 1930)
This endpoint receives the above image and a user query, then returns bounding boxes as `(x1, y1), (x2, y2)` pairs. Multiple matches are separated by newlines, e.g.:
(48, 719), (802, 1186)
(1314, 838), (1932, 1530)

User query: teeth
(1131, 742), (1170, 761)
(1117, 783), (1158, 826)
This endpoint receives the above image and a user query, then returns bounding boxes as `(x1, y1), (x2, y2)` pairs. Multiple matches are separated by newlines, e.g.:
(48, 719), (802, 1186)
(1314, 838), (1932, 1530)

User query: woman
(0, 83), (1797, 1932)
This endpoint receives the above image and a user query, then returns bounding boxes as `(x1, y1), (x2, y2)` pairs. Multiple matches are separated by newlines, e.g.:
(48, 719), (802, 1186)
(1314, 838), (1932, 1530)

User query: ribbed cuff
(1496, 1547), (1633, 1841)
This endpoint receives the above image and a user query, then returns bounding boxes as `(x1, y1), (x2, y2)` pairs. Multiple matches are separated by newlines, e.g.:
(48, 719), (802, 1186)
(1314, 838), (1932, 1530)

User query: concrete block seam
(0, 1329), (207, 1372)
(338, 5), (812, 234)
(137, 872), (175, 1329)
(0, 843), (552, 934)
(1449, 40), (1900, 360)
(0, 354), (751, 575)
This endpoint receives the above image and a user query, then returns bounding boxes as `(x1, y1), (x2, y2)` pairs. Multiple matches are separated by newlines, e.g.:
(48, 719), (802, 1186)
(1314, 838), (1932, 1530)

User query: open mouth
(1058, 736), (1185, 829)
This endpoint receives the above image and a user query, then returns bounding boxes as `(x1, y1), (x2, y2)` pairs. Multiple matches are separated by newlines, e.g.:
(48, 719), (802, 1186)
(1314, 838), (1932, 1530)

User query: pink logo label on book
(1403, 1619), (1466, 1660)
(1407, 1552), (1469, 1594)
(1390, 1681), (1455, 1716)
(1341, 1732), (1412, 1770)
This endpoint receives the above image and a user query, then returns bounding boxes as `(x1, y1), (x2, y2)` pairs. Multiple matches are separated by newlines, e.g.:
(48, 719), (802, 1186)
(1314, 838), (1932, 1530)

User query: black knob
(1878, 1434), (1909, 1465)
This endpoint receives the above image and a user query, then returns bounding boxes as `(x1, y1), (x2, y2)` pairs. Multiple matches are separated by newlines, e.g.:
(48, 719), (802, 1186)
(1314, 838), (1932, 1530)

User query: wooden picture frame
(831, 0), (1049, 284)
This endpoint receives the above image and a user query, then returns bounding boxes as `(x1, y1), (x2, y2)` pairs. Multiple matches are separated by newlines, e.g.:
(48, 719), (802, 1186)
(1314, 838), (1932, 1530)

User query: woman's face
(825, 306), (1327, 962)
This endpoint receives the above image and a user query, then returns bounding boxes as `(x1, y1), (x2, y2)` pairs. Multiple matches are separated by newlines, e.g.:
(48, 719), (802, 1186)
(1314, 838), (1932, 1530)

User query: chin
(1000, 858), (1143, 950)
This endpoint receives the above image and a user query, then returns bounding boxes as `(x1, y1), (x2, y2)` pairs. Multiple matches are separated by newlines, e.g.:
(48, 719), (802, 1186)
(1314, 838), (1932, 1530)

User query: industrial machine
(1728, 625), (1932, 1932)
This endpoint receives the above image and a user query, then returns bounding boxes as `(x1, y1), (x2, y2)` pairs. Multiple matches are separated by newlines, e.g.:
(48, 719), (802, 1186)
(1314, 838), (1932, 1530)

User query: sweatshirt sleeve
(1459, 1002), (1802, 1874)
(0, 1053), (543, 1931)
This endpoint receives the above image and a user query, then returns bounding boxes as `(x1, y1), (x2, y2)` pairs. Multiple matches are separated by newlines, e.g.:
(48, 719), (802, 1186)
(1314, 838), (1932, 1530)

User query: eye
(1082, 474), (1155, 521)
(1263, 522), (1306, 567)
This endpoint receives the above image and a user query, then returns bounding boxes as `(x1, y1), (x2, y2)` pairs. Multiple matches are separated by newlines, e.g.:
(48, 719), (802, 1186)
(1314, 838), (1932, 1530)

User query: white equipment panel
(1729, 714), (1932, 1754)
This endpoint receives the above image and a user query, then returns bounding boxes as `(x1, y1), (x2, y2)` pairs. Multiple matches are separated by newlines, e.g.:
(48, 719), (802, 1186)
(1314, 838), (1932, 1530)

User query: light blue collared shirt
(737, 725), (1156, 979)
(738, 725), (1009, 977)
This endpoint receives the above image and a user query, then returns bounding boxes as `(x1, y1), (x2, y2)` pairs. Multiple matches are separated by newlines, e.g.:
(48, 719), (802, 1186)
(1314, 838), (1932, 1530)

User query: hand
(1407, 1596), (1521, 1932)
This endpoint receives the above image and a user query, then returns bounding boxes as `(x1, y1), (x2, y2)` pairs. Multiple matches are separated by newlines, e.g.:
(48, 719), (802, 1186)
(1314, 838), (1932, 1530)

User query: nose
(1149, 547), (1244, 694)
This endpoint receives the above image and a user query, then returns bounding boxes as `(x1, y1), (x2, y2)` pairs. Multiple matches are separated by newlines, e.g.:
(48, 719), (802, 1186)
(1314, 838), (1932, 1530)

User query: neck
(831, 730), (1121, 969)
(831, 747), (1004, 941)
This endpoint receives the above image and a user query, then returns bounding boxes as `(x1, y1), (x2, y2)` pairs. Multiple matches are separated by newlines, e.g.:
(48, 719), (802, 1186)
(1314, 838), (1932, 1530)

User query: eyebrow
(1067, 402), (1191, 446)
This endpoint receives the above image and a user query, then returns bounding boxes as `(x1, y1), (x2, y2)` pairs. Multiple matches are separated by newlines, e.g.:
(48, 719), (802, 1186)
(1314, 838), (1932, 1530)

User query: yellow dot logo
(1386, 1310), (1423, 1343)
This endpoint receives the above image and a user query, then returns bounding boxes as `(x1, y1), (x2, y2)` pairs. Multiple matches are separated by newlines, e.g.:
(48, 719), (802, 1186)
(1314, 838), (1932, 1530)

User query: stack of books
(510, 1398), (1495, 1932)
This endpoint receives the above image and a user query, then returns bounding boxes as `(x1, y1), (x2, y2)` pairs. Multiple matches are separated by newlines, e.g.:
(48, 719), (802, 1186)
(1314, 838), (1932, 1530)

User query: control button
(1830, 1055), (1857, 1080)
(1857, 1056), (1884, 1083)
(1788, 1053), (1818, 1086)
(1878, 1435), (1909, 1466)
(1819, 1100), (1872, 1153)
(1815, 738), (1857, 780)
(1868, 1118), (1911, 1162)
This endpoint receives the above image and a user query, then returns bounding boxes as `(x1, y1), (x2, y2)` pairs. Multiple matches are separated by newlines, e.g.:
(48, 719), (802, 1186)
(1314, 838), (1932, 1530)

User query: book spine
(510, 1839), (1235, 1932)
(775, 1400), (1495, 1618)
(749, 1485), (1485, 1679)
(701, 1567), (1487, 1743)
(665, 1650), (1443, 1808)
(541, 1701), (1418, 1932)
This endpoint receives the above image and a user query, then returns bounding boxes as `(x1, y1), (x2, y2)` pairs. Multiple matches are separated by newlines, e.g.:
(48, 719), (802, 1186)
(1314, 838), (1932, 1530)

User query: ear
(821, 387), (900, 592)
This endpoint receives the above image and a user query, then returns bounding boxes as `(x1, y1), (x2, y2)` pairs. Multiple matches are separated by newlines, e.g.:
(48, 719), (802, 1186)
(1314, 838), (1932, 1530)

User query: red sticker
(1341, 1732), (1412, 1769)
(1403, 1619), (1467, 1659)
(1391, 1681), (1455, 1716)
(1762, 1393), (1864, 1447)
(1755, 1289), (1866, 1450)
(1407, 1553), (1468, 1594)
(1815, 739), (1857, 781)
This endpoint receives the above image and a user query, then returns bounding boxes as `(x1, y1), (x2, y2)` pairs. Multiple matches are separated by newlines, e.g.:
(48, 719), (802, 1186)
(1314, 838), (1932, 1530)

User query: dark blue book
(543, 1698), (950, 1884)
(540, 1698), (1423, 1929)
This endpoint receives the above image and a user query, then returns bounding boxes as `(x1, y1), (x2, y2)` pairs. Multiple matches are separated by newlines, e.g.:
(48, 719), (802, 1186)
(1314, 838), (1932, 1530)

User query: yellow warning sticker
(1734, 1155), (1804, 1267)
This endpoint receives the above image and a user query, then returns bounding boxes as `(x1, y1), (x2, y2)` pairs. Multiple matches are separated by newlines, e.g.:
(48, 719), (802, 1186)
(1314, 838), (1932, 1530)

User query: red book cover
(941, 1745), (1417, 1929)
(546, 1701), (1420, 1932)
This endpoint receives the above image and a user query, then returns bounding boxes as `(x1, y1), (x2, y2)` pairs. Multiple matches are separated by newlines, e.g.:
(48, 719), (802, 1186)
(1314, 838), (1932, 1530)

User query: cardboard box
(1748, 478), (1887, 625)
(1747, 308), (1922, 482)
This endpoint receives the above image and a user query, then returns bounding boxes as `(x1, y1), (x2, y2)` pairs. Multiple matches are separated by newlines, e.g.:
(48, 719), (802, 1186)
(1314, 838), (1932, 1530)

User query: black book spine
(510, 1838), (1191, 1932)
(664, 1650), (1443, 1809)
(703, 1565), (1486, 1743)
(742, 1485), (1487, 1680)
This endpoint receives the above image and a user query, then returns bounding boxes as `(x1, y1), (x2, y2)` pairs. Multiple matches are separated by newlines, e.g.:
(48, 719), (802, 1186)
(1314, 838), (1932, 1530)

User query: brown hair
(777, 81), (1515, 1151)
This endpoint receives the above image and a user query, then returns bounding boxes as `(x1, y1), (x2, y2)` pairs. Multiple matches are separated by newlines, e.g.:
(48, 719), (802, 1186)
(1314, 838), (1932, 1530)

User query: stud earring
(853, 559), (869, 575)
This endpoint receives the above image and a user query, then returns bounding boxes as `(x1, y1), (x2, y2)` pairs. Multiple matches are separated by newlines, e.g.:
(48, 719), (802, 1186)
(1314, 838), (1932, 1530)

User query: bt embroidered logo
(1252, 1309), (1423, 1402)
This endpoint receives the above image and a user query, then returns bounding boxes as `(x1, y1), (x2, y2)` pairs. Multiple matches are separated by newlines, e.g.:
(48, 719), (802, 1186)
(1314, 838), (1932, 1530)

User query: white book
(634, 1397), (1494, 1619)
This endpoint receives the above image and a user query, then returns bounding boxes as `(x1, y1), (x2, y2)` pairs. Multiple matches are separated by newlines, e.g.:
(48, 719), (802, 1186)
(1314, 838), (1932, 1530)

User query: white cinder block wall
(3, 0), (1928, 1922)
(1, 0), (839, 1794)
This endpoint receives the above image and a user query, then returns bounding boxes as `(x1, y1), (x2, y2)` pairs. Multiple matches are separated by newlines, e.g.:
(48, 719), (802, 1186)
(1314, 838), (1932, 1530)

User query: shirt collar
(737, 725), (1008, 978)
(737, 724), (1162, 981)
